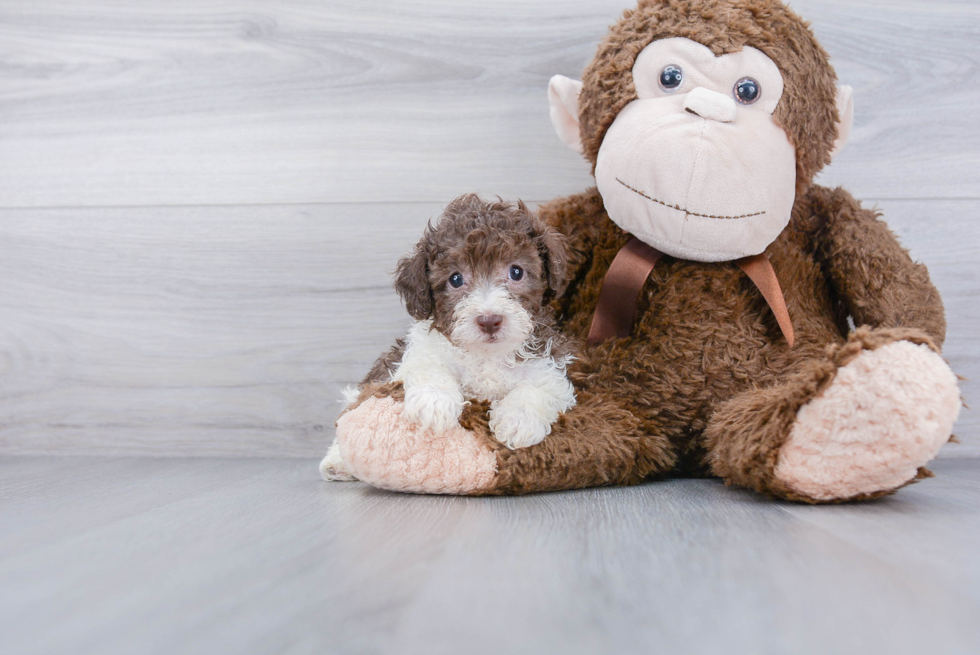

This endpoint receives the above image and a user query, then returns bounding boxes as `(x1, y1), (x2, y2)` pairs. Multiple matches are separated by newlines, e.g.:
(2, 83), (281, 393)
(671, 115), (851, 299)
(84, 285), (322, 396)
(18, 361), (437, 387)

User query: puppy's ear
(393, 239), (434, 320)
(538, 225), (569, 300)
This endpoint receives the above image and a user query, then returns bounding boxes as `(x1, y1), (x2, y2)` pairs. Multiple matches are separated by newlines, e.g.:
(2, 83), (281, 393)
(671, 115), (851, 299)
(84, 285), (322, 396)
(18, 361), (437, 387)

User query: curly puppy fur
(371, 195), (576, 450)
(324, 196), (577, 477)
(395, 195), (569, 346)
(367, 194), (574, 383)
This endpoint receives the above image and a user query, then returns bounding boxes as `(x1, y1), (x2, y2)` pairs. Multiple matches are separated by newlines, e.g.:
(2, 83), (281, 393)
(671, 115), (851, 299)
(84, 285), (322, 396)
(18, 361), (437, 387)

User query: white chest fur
(454, 349), (529, 402)
(392, 320), (557, 402)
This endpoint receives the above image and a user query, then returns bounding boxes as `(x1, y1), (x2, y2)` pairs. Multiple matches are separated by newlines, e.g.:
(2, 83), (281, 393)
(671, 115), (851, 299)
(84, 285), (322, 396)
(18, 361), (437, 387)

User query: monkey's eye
(448, 272), (464, 288)
(734, 77), (761, 105)
(508, 265), (524, 281)
(659, 65), (683, 91)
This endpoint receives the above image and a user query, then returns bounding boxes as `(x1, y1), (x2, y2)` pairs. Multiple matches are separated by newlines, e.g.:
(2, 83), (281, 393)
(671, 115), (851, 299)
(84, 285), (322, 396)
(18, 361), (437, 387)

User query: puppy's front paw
(320, 443), (357, 481)
(403, 384), (464, 434)
(489, 403), (550, 450)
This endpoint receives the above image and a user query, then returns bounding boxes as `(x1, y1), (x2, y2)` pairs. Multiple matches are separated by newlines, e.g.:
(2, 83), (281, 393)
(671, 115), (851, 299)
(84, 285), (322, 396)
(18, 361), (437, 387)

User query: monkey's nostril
(476, 314), (504, 335)
(682, 87), (736, 123)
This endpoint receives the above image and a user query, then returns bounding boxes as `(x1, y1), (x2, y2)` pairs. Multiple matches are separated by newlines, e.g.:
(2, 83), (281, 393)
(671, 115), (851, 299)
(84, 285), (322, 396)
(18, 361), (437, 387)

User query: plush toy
(331, 0), (961, 502)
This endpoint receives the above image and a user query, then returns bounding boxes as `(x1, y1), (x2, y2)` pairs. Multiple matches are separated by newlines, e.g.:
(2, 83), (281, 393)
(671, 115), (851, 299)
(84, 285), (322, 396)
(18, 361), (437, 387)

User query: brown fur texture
(469, 184), (945, 498)
(705, 326), (942, 503)
(365, 194), (574, 381)
(346, 0), (950, 502)
(579, 0), (840, 197)
(362, 337), (406, 386)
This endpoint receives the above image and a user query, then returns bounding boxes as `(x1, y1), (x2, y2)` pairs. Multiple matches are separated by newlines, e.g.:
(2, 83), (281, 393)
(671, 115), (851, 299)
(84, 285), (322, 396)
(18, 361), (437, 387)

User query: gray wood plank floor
(1, 456), (978, 655)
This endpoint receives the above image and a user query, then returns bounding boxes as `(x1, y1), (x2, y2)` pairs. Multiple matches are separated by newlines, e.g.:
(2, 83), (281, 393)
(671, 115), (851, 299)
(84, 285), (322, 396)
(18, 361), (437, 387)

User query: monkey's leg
(704, 327), (961, 503)
(334, 382), (676, 495)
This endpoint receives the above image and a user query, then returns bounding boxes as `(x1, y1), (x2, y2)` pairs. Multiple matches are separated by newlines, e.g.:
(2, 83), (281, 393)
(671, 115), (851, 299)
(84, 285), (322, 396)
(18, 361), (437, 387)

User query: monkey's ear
(548, 75), (585, 154)
(393, 244), (433, 321)
(828, 85), (854, 162)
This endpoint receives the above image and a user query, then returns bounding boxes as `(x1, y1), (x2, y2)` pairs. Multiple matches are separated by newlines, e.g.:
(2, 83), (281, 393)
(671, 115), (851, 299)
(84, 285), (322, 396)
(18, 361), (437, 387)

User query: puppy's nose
(476, 314), (504, 335)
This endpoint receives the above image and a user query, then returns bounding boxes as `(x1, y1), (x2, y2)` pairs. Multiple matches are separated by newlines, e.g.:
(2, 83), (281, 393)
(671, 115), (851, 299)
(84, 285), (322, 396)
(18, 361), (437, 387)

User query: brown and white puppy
(321, 195), (576, 481)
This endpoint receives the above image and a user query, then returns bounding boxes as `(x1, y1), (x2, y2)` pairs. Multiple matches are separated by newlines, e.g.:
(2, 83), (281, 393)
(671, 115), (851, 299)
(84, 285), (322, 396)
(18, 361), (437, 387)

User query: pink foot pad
(336, 396), (498, 495)
(775, 341), (961, 501)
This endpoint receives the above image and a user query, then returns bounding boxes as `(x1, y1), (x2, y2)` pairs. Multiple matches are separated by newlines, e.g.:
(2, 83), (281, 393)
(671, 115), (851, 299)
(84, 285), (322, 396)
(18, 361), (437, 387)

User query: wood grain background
(0, 0), (977, 457)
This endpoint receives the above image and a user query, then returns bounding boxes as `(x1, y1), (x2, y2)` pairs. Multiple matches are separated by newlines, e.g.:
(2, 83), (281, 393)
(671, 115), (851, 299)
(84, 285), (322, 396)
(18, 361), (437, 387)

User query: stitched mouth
(615, 178), (765, 220)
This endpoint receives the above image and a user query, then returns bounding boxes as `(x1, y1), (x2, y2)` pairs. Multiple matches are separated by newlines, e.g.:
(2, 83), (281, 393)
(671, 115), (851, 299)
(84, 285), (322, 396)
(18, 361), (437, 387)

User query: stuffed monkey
(331, 0), (961, 503)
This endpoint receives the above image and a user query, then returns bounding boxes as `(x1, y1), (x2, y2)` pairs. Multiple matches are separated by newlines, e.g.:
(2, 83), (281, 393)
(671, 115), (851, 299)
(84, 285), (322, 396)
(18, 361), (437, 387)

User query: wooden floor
(2, 456), (979, 655)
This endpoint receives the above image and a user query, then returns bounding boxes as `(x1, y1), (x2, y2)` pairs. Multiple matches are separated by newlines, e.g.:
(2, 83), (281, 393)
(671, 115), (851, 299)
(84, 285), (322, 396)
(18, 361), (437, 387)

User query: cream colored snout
(683, 87), (737, 123)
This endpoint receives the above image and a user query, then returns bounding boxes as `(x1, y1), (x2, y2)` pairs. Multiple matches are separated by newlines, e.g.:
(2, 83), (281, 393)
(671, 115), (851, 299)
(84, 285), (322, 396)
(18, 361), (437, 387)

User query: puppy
(321, 194), (576, 481)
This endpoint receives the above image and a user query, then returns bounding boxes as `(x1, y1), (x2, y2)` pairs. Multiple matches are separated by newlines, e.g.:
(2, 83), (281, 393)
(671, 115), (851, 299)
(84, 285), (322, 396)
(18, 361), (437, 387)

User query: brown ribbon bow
(586, 237), (794, 347)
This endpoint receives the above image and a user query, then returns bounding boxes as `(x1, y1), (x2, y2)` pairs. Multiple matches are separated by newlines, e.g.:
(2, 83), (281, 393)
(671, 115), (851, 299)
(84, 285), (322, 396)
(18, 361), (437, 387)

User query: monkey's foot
(335, 396), (498, 494)
(774, 340), (961, 501)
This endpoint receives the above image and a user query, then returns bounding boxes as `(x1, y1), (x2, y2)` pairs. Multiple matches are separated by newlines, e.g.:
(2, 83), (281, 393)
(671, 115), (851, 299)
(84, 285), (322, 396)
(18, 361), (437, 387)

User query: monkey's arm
(810, 186), (946, 347)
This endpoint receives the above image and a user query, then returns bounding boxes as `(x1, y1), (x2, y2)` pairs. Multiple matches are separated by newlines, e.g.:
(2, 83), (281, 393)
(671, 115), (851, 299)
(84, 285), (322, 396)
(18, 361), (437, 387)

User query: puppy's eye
(508, 265), (524, 281)
(448, 272), (464, 288)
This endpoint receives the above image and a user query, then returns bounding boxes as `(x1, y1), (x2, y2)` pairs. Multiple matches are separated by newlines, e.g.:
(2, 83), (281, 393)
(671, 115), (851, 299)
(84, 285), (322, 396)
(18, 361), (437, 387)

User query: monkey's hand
(403, 382), (465, 434)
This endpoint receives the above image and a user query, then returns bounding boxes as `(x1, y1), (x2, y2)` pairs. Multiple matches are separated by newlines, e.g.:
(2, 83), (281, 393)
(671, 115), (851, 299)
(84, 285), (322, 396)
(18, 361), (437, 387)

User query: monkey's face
(594, 38), (796, 262)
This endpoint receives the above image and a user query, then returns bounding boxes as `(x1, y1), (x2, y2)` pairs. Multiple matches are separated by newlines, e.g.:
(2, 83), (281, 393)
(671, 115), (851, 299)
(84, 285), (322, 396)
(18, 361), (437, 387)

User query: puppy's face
(431, 249), (544, 353)
(394, 195), (568, 355)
